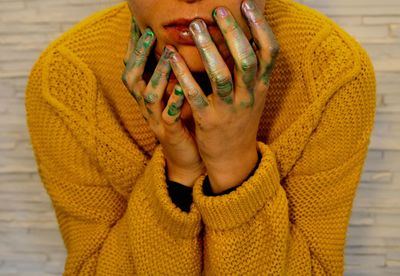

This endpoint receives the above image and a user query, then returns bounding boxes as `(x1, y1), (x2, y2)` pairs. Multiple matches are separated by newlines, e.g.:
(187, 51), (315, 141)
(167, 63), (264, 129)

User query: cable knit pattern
(25, 0), (376, 275)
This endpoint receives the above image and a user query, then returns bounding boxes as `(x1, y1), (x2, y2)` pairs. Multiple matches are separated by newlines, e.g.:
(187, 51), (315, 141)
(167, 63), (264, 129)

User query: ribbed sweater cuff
(192, 142), (281, 231)
(140, 145), (202, 239)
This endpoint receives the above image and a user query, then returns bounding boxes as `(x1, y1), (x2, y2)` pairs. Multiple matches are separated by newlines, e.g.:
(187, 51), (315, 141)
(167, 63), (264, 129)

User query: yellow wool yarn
(25, 0), (376, 274)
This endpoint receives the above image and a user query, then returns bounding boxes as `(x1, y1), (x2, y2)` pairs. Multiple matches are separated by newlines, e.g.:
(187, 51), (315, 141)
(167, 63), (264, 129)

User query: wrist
(205, 147), (259, 194)
(166, 162), (205, 188)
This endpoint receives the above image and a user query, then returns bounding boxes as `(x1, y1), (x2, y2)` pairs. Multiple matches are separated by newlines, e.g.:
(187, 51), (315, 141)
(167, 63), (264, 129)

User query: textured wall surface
(0, 0), (399, 275)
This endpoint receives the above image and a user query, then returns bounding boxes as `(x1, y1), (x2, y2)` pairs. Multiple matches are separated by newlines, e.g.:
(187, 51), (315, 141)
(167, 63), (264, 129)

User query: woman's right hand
(122, 17), (205, 187)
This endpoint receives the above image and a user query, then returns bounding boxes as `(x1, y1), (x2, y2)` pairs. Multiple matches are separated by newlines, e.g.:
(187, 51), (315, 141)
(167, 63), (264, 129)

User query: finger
(167, 46), (210, 115)
(161, 83), (185, 126)
(189, 19), (234, 105)
(124, 16), (141, 66)
(241, 0), (279, 87)
(122, 27), (156, 102)
(142, 46), (174, 118)
(212, 6), (258, 107)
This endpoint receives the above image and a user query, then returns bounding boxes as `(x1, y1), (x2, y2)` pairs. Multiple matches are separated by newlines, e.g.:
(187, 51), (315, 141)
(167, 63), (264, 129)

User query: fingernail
(214, 7), (229, 18)
(143, 28), (154, 47)
(174, 85), (184, 96)
(167, 96), (184, 116)
(169, 51), (179, 63)
(161, 46), (173, 59)
(189, 20), (210, 45)
(189, 19), (206, 35)
(242, 0), (256, 11)
(144, 28), (154, 39)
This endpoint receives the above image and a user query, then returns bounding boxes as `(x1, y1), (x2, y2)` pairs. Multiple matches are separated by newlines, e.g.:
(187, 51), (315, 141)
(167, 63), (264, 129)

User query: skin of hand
(167, 0), (279, 193)
(122, 18), (205, 188)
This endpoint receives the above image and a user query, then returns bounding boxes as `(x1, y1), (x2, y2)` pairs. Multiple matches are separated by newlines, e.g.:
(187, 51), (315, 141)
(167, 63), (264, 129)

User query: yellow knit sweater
(25, 0), (376, 275)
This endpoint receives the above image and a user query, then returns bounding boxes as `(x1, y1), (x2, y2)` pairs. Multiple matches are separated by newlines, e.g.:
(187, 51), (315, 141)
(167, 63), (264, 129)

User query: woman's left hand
(167, 0), (279, 194)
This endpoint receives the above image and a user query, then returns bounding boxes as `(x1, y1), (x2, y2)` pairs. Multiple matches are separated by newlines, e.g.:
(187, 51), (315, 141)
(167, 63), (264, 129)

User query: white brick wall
(0, 0), (399, 274)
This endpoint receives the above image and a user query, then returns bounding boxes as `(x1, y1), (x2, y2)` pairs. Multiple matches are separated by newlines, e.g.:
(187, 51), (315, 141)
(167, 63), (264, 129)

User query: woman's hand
(122, 18), (205, 187)
(167, 0), (279, 193)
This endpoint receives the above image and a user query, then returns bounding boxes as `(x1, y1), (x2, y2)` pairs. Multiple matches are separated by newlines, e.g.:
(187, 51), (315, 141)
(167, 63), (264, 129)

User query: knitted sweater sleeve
(190, 38), (376, 274)
(25, 46), (202, 275)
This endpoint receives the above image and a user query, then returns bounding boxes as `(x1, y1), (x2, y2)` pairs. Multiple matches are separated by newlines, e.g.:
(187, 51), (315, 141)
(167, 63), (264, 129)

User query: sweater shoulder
(26, 2), (131, 120)
(268, 0), (373, 100)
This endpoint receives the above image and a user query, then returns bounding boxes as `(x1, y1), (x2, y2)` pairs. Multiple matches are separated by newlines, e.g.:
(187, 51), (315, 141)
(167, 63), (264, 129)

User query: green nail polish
(167, 103), (181, 116)
(143, 28), (154, 48)
(212, 8), (218, 18)
(174, 86), (184, 96)
(145, 28), (154, 37)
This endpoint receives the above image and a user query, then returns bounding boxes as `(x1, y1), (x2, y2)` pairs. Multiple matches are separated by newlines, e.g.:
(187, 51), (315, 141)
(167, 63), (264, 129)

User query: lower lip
(164, 25), (220, 46)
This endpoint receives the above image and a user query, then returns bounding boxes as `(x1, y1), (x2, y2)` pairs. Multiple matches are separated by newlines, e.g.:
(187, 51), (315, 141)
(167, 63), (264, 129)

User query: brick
(0, 200), (51, 212)
(344, 25), (389, 39)
(364, 16), (400, 25)
(0, 182), (43, 193)
(354, 196), (400, 208)
(0, 142), (16, 150)
(346, 236), (386, 247)
(373, 57), (400, 72)
(331, 16), (362, 26)
(0, 211), (55, 222)
(376, 72), (400, 84)
(369, 135), (400, 151)
(390, 24), (400, 37)
(374, 213), (400, 226)
(43, 260), (65, 274)
(385, 94), (400, 105)
(0, 1), (24, 11)
(345, 246), (388, 255)
(0, 173), (32, 182)
(0, 221), (58, 231)
(374, 113), (400, 123)
(345, 254), (386, 267)
(349, 211), (375, 226)
(363, 43), (400, 59)
(386, 260), (400, 267)
(372, 122), (391, 136)
(0, 252), (47, 262)
(348, 226), (400, 238)
(345, 266), (400, 275)
(361, 171), (392, 183)
(0, 230), (63, 246)
(377, 83), (400, 95)
(0, 23), (60, 34)
(0, 49), (44, 62)
(2, 260), (45, 273)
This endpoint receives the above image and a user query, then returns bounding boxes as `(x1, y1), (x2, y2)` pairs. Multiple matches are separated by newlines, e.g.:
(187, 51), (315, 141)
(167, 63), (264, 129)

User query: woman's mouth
(164, 25), (195, 45)
(163, 18), (221, 46)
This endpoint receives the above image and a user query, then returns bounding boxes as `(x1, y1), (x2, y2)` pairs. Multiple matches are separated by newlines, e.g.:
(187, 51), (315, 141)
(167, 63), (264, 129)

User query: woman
(25, 0), (376, 274)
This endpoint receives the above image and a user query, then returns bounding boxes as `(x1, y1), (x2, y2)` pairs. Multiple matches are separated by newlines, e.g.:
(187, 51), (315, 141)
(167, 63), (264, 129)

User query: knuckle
(134, 46), (144, 57)
(143, 92), (159, 104)
(240, 55), (257, 72)
(200, 40), (215, 51)
(214, 74), (233, 96)
(214, 73), (231, 84)
(161, 112), (176, 126)
(225, 22), (240, 34)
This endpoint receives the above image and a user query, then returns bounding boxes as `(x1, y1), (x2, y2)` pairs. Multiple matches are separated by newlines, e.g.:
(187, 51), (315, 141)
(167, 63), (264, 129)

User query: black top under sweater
(166, 151), (262, 213)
